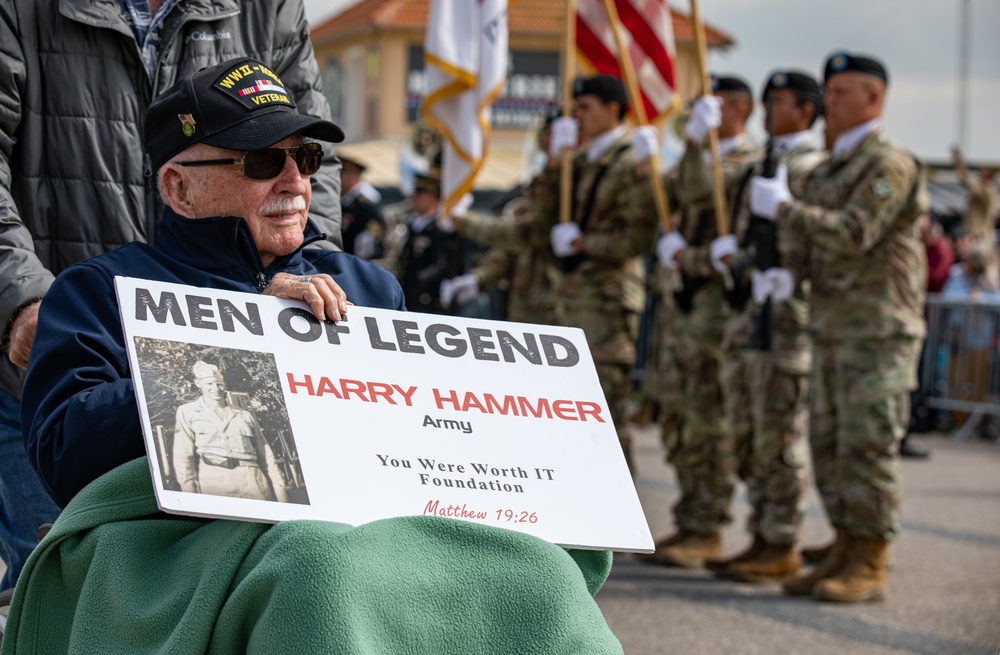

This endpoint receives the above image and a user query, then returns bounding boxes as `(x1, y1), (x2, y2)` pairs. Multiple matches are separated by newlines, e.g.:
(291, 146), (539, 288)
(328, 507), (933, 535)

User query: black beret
(823, 51), (889, 84)
(573, 74), (628, 113)
(762, 69), (823, 117)
(710, 74), (752, 96)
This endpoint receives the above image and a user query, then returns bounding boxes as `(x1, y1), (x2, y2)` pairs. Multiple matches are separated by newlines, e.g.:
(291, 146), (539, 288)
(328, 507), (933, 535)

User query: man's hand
(751, 267), (796, 304)
(749, 164), (791, 220)
(685, 95), (722, 145)
(440, 273), (480, 308)
(8, 300), (41, 369)
(551, 222), (583, 257)
(263, 272), (348, 322)
(656, 231), (687, 270)
(631, 125), (660, 163)
(710, 234), (738, 273)
(548, 117), (579, 158)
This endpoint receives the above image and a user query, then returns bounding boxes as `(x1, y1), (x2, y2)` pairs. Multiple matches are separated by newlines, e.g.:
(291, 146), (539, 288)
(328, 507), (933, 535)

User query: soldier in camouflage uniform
(641, 75), (761, 567)
(441, 117), (564, 325)
(750, 52), (928, 602)
(704, 70), (826, 583)
(531, 74), (658, 469)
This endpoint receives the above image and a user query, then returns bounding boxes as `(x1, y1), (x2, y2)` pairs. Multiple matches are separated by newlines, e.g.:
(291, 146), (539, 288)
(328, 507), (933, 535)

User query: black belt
(201, 454), (257, 469)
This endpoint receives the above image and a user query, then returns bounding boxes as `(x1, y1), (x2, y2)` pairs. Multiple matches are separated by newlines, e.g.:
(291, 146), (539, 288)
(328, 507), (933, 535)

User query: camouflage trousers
(811, 337), (921, 542)
(563, 304), (638, 457)
(734, 352), (810, 546)
(665, 334), (733, 535)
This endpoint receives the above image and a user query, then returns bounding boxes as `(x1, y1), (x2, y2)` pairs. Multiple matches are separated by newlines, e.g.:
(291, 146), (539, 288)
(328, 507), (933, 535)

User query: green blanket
(1, 458), (621, 654)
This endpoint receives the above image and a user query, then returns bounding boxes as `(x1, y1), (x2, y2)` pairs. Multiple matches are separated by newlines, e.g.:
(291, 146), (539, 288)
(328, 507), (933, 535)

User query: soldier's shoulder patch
(872, 177), (892, 200)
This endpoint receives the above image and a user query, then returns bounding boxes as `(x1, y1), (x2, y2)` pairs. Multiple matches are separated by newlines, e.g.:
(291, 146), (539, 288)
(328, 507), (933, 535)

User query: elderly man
(173, 361), (287, 502)
(10, 59), (620, 653)
(750, 52), (928, 603)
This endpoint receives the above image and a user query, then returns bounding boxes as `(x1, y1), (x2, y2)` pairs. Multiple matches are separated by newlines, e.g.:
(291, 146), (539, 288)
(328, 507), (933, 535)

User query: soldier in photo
(704, 70), (826, 583)
(339, 153), (386, 261)
(750, 52), (929, 602)
(173, 361), (289, 502)
(642, 75), (761, 567)
(530, 74), (659, 470)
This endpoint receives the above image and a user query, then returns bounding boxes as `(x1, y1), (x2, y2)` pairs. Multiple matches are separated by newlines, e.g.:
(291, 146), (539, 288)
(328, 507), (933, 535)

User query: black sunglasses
(178, 143), (323, 180)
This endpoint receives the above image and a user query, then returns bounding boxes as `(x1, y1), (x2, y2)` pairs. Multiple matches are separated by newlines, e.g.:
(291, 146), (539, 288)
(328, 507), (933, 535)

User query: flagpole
(559, 0), (576, 224)
(689, 0), (728, 236)
(600, 0), (671, 233)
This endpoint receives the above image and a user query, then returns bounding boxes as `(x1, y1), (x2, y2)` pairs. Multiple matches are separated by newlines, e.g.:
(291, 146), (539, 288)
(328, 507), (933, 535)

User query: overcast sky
(305, 0), (1000, 163)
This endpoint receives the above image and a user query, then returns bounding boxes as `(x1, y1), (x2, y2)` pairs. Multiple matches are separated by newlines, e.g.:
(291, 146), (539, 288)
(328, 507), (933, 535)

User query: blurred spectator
(922, 214), (954, 293)
(339, 153), (386, 261)
(952, 147), (998, 248)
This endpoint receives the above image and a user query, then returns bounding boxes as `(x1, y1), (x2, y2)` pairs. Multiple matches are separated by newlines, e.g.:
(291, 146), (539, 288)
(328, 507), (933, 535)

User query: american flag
(576, 0), (678, 121)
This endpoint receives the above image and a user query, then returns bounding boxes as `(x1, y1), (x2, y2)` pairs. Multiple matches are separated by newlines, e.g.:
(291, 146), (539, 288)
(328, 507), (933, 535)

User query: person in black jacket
(398, 172), (465, 314)
(340, 153), (386, 260)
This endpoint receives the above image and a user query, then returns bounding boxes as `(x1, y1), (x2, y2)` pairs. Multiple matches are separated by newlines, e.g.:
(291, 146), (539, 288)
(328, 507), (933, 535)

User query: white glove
(548, 117), (579, 157)
(656, 231), (687, 270)
(440, 273), (479, 308)
(749, 164), (791, 220)
(684, 95), (722, 144)
(550, 222), (582, 257)
(631, 125), (659, 163)
(709, 234), (738, 274)
(450, 192), (474, 218)
(751, 267), (796, 304)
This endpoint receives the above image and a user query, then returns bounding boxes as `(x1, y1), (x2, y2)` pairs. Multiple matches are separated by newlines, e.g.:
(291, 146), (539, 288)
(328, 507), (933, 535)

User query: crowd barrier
(920, 294), (1000, 444)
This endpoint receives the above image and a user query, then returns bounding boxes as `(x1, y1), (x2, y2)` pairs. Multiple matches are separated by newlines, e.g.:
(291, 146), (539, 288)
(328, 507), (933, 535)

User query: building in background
(310, 0), (735, 191)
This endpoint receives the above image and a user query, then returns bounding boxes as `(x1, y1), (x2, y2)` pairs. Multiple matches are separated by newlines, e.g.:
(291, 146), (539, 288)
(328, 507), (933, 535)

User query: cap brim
(203, 110), (345, 151)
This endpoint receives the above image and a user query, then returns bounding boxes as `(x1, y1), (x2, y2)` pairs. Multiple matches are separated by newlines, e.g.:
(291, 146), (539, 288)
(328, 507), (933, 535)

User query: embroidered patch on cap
(770, 73), (787, 88)
(213, 61), (294, 111)
(178, 114), (196, 137)
(829, 53), (848, 72)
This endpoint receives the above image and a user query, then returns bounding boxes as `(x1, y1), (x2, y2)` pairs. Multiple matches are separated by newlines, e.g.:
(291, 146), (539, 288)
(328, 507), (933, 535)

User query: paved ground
(596, 428), (1000, 655)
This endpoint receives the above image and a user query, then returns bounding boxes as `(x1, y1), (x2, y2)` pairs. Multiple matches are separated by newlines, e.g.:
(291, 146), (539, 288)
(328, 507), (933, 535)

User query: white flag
(421, 0), (508, 216)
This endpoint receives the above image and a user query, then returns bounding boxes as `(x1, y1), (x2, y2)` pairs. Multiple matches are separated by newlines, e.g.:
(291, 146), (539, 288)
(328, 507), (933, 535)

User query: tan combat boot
(706, 535), (765, 576)
(782, 530), (851, 596)
(726, 542), (801, 583)
(636, 531), (690, 564)
(652, 532), (723, 568)
(813, 537), (889, 602)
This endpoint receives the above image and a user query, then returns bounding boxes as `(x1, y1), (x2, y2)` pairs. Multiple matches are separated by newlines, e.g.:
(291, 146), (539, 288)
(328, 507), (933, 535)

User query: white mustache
(259, 195), (307, 214)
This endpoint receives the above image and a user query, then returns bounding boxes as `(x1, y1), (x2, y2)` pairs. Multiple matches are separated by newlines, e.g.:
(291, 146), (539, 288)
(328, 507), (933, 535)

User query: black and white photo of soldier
(133, 338), (309, 505)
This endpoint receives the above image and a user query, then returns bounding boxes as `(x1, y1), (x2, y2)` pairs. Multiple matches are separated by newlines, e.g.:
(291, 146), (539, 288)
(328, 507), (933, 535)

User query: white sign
(116, 277), (652, 552)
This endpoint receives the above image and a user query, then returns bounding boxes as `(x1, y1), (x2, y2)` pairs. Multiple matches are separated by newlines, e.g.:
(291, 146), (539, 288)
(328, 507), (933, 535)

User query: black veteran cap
(711, 74), (752, 95)
(573, 74), (628, 113)
(823, 51), (889, 84)
(413, 173), (441, 197)
(146, 57), (345, 172)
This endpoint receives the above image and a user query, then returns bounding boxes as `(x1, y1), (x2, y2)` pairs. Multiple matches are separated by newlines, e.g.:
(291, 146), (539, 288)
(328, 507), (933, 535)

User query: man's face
(177, 135), (313, 268)
(717, 92), (749, 139)
(823, 73), (882, 136)
(411, 188), (438, 215)
(196, 375), (226, 401)
(340, 167), (361, 194)
(574, 95), (619, 139)
(765, 89), (809, 137)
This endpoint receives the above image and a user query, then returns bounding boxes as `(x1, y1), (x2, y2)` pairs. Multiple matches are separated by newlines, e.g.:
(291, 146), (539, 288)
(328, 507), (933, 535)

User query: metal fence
(920, 294), (1000, 443)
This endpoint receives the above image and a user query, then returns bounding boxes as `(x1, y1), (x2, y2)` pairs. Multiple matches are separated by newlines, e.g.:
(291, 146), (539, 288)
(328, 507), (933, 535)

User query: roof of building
(311, 0), (735, 48)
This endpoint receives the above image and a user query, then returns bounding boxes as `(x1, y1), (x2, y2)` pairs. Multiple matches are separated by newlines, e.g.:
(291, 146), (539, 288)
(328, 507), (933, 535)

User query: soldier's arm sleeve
(471, 244), (514, 291)
(0, 8), (55, 334)
(779, 155), (924, 257)
(459, 211), (516, 247)
(581, 162), (658, 261)
(172, 407), (199, 493)
(271, 0), (341, 250)
(526, 165), (562, 234)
